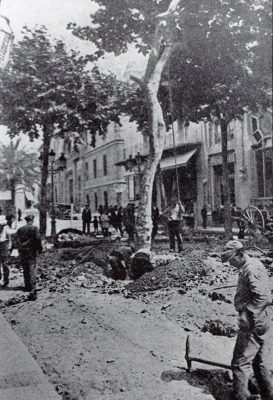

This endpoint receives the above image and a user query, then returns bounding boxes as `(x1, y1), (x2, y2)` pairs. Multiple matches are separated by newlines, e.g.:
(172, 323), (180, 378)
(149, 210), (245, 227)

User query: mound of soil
(126, 251), (210, 294)
(201, 319), (237, 338)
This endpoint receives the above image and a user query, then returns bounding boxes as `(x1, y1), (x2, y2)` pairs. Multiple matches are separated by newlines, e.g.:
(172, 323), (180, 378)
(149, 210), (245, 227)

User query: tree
(0, 27), (127, 236)
(0, 138), (40, 209)
(166, 3), (271, 236)
(70, 0), (271, 245)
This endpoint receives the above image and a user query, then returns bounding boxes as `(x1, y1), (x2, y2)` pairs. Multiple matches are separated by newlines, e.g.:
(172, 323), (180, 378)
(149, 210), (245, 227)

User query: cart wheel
(241, 206), (265, 237)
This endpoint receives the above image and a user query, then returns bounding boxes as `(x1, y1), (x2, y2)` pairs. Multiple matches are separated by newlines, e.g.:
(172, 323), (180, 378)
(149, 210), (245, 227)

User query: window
(103, 155), (107, 176)
(214, 124), (221, 144)
(84, 162), (89, 181)
(69, 179), (73, 204)
(251, 116), (262, 144)
(227, 124), (234, 141)
(94, 193), (98, 211)
(251, 117), (258, 132)
(93, 159), (97, 178)
(209, 123), (213, 147)
(104, 191), (108, 208)
(256, 148), (273, 198)
(78, 176), (81, 205)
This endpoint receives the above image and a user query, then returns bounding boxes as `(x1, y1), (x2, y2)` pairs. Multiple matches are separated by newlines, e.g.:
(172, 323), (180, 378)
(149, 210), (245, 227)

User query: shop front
(209, 151), (235, 225)
(159, 144), (200, 224)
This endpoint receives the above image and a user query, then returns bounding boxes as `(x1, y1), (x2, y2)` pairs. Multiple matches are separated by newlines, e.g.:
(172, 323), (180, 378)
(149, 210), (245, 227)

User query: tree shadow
(161, 368), (232, 399)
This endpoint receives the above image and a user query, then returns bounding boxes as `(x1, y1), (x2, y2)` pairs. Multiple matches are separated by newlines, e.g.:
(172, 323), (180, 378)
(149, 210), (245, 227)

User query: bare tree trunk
(39, 129), (51, 237)
(131, 0), (183, 250)
(220, 118), (233, 239)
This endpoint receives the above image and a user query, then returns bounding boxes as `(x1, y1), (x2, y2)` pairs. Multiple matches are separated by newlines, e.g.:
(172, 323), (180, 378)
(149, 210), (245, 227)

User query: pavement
(0, 269), (61, 399)
(0, 311), (61, 400)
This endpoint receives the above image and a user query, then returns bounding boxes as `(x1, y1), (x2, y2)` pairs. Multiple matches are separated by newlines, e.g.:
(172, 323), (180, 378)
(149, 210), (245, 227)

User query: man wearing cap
(221, 240), (273, 400)
(16, 215), (42, 300)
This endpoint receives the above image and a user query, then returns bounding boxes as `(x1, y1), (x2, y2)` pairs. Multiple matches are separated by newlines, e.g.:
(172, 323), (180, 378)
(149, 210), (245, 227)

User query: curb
(0, 312), (61, 400)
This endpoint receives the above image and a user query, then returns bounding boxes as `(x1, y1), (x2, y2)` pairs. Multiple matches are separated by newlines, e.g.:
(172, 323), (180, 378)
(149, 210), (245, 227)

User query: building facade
(51, 116), (144, 214)
(51, 109), (272, 225)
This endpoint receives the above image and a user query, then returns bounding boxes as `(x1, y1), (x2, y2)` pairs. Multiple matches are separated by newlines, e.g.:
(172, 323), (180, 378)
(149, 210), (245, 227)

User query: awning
(25, 191), (34, 201)
(160, 148), (197, 171)
(0, 190), (11, 201)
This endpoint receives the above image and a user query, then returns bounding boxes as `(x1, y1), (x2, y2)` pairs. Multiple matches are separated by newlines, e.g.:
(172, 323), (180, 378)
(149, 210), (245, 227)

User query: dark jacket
(82, 208), (91, 222)
(16, 225), (42, 255)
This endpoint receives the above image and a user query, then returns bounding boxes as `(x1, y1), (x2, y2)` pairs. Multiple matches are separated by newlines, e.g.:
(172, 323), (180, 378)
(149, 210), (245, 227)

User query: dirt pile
(201, 319), (237, 337)
(126, 250), (210, 294)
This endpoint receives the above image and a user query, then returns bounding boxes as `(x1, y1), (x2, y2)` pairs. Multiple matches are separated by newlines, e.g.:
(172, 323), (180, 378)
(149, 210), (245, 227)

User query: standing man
(221, 240), (273, 400)
(82, 204), (91, 234)
(163, 197), (184, 253)
(0, 216), (16, 287)
(16, 215), (42, 300)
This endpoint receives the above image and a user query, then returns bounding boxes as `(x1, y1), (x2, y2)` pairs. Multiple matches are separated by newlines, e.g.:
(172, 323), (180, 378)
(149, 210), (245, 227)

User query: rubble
(126, 250), (210, 295)
(201, 319), (237, 337)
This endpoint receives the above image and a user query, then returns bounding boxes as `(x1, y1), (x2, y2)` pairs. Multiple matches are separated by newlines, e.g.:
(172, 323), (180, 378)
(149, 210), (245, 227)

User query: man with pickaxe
(221, 240), (273, 400)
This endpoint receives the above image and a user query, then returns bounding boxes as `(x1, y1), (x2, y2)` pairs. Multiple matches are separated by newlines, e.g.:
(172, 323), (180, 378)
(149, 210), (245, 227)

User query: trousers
(0, 242), (9, 285)
(168, 220), (183, 251)
(82, 221), (90, 234)
(232, 327), (273, 400)
(20, 252), (37, 293)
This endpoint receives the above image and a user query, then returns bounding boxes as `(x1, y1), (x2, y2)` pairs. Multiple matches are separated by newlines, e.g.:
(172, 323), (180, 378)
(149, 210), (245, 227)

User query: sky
(0, 0), (146, 150)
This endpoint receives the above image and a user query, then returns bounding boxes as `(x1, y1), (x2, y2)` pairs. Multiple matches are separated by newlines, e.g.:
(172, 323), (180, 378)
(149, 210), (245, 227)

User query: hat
(25, 214), (34, 222)
(221, 240), (243, 263)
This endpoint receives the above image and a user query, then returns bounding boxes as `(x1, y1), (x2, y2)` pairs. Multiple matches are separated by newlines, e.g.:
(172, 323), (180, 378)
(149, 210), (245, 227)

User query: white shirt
(0, 224), (17, 248)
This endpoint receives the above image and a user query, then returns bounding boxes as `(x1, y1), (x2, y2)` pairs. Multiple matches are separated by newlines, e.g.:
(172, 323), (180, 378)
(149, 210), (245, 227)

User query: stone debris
(201, 319), (237, 337)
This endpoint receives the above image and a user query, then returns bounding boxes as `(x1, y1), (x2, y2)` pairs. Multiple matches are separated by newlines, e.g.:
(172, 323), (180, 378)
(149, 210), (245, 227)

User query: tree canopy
(0, 138), (40, 207)
(0, 26), (127, 145)
(0, 26), (128, 234)
(70, 0), (271, 129)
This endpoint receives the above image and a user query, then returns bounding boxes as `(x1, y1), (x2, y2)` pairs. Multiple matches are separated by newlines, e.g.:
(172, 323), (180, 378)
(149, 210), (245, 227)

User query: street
(1, 239), (273, 399)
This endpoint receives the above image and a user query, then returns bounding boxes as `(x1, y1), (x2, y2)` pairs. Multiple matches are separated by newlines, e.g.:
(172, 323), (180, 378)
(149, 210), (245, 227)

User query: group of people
(0, 213), (42, 300)
(81, 204), (133, 239)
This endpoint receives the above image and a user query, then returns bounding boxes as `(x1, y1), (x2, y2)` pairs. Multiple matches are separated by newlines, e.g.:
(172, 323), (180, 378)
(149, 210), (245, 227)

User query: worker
(0, 215), (16, 287)
(163, 197), (184, 253)
(129, 248), (154, 280)
(221, 240), (273, 400)
(16, 215), (42, 300)
(82, 204), (92, 235)
(107, 246), (133, 280)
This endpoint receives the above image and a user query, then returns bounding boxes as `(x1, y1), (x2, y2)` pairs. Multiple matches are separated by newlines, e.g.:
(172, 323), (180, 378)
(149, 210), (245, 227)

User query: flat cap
(221, 240), (243, 263)
(25, 214), (34, 222)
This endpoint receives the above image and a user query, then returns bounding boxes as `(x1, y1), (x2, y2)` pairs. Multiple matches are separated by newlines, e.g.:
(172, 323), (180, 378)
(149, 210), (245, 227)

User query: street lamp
(126, 154), (134, 171)
(135, 152), (142, 175)
(58, 153), (67, 171)
(48, 149), (56, 239)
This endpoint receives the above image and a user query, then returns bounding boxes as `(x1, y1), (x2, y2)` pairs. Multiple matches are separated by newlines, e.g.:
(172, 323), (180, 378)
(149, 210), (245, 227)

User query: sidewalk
(0, 312), (61, 400)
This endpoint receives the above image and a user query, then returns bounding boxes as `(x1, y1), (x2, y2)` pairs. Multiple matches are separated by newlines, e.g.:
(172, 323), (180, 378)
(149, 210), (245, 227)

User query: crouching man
(107, 246), (133, 280)
(221, 240), (273, 400)
(16, 215), (43, 300)
(129, 248), (154, 280)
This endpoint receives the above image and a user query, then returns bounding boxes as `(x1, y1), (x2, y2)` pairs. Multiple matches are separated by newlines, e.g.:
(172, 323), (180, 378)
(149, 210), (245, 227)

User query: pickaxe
(185, 335), (231, 373)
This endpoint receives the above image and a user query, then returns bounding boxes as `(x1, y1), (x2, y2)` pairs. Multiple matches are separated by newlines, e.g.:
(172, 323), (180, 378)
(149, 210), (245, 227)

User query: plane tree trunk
(131, 1), (183, 250)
